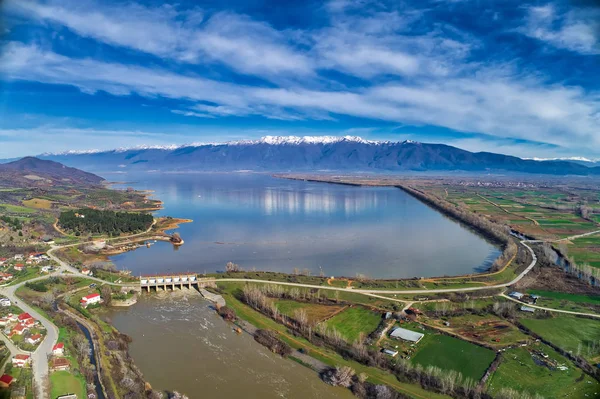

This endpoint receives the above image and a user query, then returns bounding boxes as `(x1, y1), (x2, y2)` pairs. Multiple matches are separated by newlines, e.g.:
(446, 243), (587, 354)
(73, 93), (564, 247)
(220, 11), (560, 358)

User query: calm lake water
(109, 173), (500, 278)
(104, 293), (352, 399)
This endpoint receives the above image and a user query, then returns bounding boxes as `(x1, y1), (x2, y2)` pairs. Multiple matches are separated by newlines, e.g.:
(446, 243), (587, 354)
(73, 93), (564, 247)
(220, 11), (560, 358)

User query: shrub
(254, 329), (292, 357)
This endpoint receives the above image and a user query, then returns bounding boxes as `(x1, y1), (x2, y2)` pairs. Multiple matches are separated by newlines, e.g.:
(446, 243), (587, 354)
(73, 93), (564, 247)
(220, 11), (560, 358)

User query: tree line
(58, 208), (153, 237)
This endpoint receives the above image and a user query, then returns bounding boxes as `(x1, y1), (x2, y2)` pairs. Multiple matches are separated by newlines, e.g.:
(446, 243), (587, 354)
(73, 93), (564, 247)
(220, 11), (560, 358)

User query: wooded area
(58, 208), (153, 237)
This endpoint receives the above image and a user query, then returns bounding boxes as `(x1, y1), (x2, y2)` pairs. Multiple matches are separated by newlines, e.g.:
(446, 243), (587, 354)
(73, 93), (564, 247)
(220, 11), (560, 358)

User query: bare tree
(226, 262), (240, 272)
(101, 285), (113, 306)
(321, 366), (355, 388)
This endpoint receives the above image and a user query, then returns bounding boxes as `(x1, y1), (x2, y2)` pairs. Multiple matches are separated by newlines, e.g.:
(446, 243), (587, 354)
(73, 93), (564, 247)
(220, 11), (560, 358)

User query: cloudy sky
(0, 0), (599, 159)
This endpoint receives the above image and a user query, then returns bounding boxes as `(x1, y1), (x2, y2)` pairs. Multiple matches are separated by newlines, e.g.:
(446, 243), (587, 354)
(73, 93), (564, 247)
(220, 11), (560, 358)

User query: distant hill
(32, 136), (600, 176)
(0, 157), (104, 186)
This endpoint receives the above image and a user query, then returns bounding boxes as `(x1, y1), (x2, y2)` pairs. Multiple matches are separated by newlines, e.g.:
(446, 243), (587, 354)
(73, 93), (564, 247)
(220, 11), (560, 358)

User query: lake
(109, 173), (500, 279)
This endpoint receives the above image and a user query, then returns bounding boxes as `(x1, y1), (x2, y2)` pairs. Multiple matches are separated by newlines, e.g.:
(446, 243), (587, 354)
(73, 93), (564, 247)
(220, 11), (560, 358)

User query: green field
(527, 290), (600, 305)
(410, 333), (495, 380)
(50, 371), (86, 399)
(520, 315), (600, 363)
(274, 299), (345, 324)
(324, 306), (382, 343)
(487, 344), (600, 398)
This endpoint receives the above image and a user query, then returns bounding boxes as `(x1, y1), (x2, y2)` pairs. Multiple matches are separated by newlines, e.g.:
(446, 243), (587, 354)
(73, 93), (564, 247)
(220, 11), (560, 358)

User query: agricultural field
(274, 299), (346, 324)
(409, 332), (496, 381)
(567, 234), (600, 269)
(526, 289), (600, 314)
(324, 305), (383, 343)
(519, 315), (600, 363)
(427, 314), (528, 347)
(486, 343), (600, 398)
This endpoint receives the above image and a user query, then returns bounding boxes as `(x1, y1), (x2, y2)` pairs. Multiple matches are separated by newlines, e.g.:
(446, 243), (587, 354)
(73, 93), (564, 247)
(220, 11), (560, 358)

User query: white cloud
(520, 4), (599, 54)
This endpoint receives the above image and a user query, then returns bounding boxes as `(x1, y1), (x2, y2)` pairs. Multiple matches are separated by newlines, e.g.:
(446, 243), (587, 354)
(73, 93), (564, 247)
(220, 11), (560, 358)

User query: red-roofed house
(18, 313), (32, 322)
(50, 358), (70, 371)
(27, 334), (42, 345)
(14, 263), (24, 271)
(0, 273), (12, 282)
(0, 374), (13, 388)
(81, 268), (92, 276)
(22, 318), (35, 328)
(80, 293), (102, 307)
(52, 342), (65, 356)
(0, 258), (7, 266)
(11, 324), (27, 336)
(12, 354), (30, 367)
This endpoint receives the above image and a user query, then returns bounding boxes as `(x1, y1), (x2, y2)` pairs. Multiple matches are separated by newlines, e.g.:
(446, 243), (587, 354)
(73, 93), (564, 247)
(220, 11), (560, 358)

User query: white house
(27, 334), (42, 345)
(80, 293), (102, 307)
(52, 342), (65, 356)
(0, 298), (11, 307)
(12, 354), (30, 367)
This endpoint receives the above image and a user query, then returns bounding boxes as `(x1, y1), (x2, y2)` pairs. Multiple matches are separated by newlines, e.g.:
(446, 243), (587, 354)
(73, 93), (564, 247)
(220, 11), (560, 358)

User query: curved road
(4, 228), (598, 398)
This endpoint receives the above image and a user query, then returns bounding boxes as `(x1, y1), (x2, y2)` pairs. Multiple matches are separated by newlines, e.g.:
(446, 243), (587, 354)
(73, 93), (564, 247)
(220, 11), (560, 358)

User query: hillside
(0, 157), (104, 187)
(38, 137), (598, 176)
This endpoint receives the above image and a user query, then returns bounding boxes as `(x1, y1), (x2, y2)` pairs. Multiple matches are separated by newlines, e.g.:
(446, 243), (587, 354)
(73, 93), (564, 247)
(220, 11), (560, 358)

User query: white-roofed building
(390, 327), (424, 343)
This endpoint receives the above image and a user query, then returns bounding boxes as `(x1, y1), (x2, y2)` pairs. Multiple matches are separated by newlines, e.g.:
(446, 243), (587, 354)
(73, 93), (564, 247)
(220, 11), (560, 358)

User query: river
(103, 293), (352, 398)
(109, 173), (500, 279)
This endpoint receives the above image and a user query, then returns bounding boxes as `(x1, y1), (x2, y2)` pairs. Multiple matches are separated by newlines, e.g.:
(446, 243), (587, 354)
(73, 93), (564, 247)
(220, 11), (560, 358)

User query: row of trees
(58, 208), (153, 237)
(240, 284), (523, 399)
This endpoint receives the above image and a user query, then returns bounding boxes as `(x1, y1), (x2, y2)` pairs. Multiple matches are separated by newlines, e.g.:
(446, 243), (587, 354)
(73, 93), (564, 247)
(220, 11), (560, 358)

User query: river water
(109, 173), (500, 278)
(104, 293), (352, 399)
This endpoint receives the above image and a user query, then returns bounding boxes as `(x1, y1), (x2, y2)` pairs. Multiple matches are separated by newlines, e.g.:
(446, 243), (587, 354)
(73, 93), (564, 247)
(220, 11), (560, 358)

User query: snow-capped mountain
(29, 136), (600, 176)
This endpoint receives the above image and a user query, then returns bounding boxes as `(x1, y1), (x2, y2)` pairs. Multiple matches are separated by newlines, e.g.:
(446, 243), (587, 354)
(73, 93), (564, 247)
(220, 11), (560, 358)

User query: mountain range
(10, 136), (600, 176)
(0, 157), (104, 187)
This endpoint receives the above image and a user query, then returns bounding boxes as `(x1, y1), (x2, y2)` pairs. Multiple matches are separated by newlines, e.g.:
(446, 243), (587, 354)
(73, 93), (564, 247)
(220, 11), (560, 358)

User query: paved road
(203, 240), (538, 295)
(0, 275), (60, 399)
(5, 227), (596, 398)
(501, 294), (600, 319)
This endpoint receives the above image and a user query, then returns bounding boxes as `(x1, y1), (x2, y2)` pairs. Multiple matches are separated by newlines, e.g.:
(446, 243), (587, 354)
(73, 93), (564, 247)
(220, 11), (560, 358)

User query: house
(7, 313), (18, 322)
(0, 318), (9, 326)
(81, 268), (92, 276)
(13, 254), (24, 261)
(382, 349), (398, 357)
(50, 358), (70, 371)
(12, 324), (28, 336)
(509, 292), (524, 300)
(390, 327), (425, 343)
(22, 318), (36, 328)
(57, 395), (77, 399)
(0, 273), (13, 282)
(18, 313), (33, 322)
(14, 264), (24, 271)
(520, 306), (536, 313)
(0, 258), (7, 266)
(80, 293), (102, 307)
(27, 334), (42, 345)
(0, 374), (14, 388)
(41, 266), (53, 273)
(0, 298), (11, 307)
(52, 342), (65, 356)
(12, 354), (30, 367)
(385, 312), (392, 320)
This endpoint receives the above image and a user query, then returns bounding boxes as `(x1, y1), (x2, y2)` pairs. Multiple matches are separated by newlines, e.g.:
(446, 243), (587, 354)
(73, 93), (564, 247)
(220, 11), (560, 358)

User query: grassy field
(50, 370), (86, 399)
(410, 333), (495, 381)
(486, 343), (600, 398)
(325, 306), (383, 343)
(22, 198), (53, 209)
(274, 299), (346, 324)
(527, 289), (600, 305)
(520, 315), (600, 363)
(217, 282), (451, 399)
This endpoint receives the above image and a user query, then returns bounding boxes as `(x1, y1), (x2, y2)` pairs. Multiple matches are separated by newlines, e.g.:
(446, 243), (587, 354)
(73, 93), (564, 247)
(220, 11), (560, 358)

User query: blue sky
(0, 0), (599, 159)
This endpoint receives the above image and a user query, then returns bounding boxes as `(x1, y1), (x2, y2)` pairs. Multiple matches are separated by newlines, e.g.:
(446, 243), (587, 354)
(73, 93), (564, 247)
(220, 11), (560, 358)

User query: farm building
(382, 349), (399, 357)
(520, 306), (536, 313)
(509, 292), (524, 300)
(390, 327), (424, 343)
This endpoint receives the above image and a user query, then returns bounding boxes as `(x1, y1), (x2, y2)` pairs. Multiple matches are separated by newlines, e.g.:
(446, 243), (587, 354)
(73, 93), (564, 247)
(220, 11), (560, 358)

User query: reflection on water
(104, 294), (352, 399)
(109, 173), (501, 278)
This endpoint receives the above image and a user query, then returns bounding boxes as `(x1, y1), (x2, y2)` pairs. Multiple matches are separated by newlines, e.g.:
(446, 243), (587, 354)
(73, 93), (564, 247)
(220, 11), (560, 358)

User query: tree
(101, 285), (113, 306)
(321, 366), (355, 388)
(226, 262), (240, 272)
